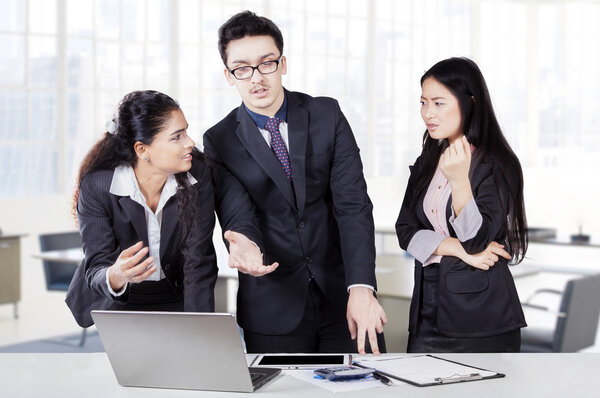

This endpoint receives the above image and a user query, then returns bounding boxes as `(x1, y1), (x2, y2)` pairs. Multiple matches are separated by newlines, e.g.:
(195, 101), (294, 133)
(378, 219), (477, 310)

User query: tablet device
(251, 354), (352, 369)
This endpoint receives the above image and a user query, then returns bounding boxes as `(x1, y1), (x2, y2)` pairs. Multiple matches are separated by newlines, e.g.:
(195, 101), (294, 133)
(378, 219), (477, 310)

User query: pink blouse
(422, 166), (452, 265)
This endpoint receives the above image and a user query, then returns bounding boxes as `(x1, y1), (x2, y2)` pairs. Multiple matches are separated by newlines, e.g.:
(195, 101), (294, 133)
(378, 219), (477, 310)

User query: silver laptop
(91, 311), (281, 392)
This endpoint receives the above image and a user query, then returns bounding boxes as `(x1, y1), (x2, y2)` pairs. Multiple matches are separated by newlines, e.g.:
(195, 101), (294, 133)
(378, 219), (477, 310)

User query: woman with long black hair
(396, 57), (528, 352)
(66, 90), (217, 327)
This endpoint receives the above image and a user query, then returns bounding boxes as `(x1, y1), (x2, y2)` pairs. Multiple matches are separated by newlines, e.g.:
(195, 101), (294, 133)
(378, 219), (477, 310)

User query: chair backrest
(39, 231), (82, 291)
(554, 273), (600, 352)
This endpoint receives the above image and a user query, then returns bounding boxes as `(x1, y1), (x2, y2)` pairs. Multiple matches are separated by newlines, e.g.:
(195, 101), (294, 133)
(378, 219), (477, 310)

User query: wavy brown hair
(72, 90), (205, 244)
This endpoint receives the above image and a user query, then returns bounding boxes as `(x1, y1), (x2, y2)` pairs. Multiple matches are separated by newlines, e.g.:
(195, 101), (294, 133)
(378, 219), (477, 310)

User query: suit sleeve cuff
(407, 230), (447, 263)
(105, 268), (127, 297)
(449, 198), (483, 241)
(347, 284), (375, 293)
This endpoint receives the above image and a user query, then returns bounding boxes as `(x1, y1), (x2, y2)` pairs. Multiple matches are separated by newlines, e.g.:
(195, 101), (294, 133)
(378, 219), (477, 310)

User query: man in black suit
(204, 11), (387, 354)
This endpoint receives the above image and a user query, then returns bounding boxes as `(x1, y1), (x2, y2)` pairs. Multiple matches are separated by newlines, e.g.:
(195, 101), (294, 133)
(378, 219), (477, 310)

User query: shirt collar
(244, 91), (287, 128)
(109, 165), (197, 203)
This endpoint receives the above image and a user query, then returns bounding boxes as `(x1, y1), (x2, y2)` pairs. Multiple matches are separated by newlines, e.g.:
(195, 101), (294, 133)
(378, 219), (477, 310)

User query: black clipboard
(354, 354), (505, 387)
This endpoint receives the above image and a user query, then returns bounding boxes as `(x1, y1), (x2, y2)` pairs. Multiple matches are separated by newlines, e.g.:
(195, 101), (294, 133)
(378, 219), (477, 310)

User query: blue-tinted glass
(147, 0), (170, 42)
(0, 144), (27, 197)
(0, 0), (25, 32)
(67, 39), (94, 88)
(122, 0), (146, 40)
(0, 90), (27, 141)
(28, 144), (58, 195)
(29, 0), (57, 34)
(30, 91), (57, 141)
(67, 91), (94, 141)
(29, 36), (57, 88)
(0, 34), (25, 85)
(96, 43), (120, 89)
(96, 0), (119, 39)
(67, 0), (93, 36)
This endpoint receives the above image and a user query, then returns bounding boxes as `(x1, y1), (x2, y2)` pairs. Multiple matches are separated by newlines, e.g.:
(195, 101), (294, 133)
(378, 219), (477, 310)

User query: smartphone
(251, 354), (352, 369)
(314, 366), (375, 381)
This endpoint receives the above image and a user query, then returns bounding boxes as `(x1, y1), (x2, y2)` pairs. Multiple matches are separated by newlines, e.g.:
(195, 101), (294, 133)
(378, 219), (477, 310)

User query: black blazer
(396, 156), (526, 338)
(203, 90), (377, 335)
(66, 155), (217, 327)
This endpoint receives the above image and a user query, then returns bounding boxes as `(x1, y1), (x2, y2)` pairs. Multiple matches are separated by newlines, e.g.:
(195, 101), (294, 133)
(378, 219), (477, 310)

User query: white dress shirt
(105, 165), (197, 296)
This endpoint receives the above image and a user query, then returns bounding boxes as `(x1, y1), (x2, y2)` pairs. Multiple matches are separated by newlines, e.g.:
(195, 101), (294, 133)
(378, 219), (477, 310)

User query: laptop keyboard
(249, 367), (281, 390)
(250, 372), (263, 383)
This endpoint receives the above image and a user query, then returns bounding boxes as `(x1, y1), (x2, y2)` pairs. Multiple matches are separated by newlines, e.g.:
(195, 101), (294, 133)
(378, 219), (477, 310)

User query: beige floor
(0, 293), (91, 346)
(0, 234), (91, 347)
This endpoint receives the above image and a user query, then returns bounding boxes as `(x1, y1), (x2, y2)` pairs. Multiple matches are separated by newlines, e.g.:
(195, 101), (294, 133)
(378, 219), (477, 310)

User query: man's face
(224, 35), (287, 116)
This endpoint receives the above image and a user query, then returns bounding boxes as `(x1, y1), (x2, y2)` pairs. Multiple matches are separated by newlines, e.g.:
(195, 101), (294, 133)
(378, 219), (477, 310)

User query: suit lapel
(470, 161), (492, 188)
(409, 166), (434, 230)
(160, 197), (178, 260)
(118, 197), (148, 247)
(287, 92), (308, 219)
(234, 105), (296, 209)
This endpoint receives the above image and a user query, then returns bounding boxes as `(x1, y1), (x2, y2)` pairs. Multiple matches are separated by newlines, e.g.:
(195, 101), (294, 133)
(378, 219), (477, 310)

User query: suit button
(298, 220), (305, 229)
(305, 257), (312, 264)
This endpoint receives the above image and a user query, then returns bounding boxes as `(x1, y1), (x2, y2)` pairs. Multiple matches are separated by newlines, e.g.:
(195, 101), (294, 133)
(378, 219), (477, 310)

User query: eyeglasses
(227, 56), (283, 80)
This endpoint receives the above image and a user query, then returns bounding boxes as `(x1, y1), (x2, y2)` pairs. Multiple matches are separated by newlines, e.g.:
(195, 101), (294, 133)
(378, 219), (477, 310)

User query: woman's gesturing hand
(107, 241), (157, 291)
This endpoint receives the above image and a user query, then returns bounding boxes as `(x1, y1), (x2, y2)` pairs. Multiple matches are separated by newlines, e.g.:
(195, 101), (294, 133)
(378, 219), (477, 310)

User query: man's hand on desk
(224, 230), (279, 277)
(347, 286), (388, 356)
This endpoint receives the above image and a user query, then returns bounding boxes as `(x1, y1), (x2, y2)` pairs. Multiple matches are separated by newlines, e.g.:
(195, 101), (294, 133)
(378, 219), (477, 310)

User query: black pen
(372, 371), (393, 386)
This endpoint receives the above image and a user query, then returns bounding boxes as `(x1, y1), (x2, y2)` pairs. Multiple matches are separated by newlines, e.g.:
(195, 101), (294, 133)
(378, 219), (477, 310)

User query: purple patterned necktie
(264, 117), (293, 181)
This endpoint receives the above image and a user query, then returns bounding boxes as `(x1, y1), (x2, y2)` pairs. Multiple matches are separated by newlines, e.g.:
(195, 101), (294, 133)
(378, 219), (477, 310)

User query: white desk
(0, 353), (597, 397)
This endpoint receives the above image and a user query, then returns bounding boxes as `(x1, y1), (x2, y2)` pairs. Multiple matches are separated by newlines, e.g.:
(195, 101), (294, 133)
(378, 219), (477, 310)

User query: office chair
(39, 231), (87, 346)
(39, 231), (82, 290)
(520, 273), (600, 352)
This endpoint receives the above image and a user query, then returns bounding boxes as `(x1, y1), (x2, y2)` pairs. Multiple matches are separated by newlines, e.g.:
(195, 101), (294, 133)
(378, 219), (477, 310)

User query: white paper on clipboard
(356, 355), (502, 386)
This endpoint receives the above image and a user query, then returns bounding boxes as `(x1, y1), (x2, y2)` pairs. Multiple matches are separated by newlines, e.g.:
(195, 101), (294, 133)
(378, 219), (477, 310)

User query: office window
(477, 0), (528, 158)
(0, 0), (598, 199)
(0, 0), (58, 197)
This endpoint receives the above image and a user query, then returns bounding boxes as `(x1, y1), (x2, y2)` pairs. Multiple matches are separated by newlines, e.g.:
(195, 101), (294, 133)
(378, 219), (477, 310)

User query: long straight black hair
(411, 57), (528, 264)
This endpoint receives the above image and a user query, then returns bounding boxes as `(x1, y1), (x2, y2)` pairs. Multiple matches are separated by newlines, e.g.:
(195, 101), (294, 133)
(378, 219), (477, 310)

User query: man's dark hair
(218, 10), (284, 65)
